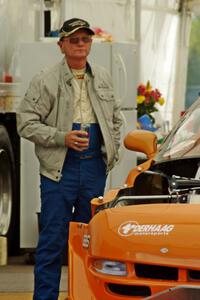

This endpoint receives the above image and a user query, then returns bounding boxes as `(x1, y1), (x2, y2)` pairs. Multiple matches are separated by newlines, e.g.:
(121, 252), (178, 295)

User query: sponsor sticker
(118, 221), (174, 236)
(82, 234), (90, 248)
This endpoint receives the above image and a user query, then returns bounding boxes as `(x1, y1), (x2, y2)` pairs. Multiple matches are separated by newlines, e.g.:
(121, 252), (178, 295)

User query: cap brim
(59, 26), (95, 39)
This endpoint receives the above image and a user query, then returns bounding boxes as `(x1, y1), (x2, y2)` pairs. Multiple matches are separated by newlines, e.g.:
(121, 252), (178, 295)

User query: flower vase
(138, 114), (157, 132)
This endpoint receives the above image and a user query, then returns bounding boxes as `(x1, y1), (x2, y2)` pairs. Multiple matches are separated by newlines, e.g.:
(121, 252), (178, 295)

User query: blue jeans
(33, 154), (106, 300)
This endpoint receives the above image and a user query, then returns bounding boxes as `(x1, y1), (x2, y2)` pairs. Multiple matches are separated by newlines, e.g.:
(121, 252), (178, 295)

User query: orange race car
(67, 97), (200, 300)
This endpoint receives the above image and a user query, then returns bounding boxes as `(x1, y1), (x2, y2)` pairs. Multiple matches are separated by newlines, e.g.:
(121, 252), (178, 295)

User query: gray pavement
(0, 256), (68, 292)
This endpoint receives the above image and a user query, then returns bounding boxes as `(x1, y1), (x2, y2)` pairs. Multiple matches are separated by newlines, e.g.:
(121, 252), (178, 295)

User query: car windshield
(155, 97), (200, 162)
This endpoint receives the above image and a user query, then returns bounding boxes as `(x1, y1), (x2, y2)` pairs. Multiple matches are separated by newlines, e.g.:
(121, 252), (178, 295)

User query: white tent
(0, 0), (199, 127)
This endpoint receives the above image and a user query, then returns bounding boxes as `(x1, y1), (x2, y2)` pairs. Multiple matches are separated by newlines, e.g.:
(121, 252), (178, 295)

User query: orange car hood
(88, 204), (200, 268)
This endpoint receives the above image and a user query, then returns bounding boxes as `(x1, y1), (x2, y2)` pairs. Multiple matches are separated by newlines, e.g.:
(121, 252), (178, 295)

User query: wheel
(0, 124), (18, 254)
(0, 149), (12, 235)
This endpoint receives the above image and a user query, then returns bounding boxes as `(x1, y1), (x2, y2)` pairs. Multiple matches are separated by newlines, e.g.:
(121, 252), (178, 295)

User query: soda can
(81, 123), (90, 136)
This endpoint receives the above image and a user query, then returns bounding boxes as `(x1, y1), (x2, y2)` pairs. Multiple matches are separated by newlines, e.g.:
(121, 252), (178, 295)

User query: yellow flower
(137, 95), (145, 104)
(158, 97), (165, 105)
(146, 80), (152, 92)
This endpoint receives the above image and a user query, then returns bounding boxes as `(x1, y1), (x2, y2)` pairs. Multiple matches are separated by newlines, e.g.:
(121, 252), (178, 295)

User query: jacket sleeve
(113, 99), (123, 151)
(16, 74), (66, 147)
(105, 70), (123, 158)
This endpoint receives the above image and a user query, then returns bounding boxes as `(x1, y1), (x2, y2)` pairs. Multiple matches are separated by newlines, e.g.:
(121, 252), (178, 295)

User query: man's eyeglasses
(63, 36), (92, 44)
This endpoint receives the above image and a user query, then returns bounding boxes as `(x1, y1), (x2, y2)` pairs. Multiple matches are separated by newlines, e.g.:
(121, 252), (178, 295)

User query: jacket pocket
(97, 90), (115, 101)
(96, 89), (115, 119)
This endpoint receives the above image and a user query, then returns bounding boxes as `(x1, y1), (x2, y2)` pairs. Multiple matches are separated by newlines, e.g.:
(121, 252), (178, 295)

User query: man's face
(58, 29), (92, 60)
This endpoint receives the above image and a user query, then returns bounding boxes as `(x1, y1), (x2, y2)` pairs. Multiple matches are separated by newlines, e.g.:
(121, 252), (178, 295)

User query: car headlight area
(92, 259), (127, 276)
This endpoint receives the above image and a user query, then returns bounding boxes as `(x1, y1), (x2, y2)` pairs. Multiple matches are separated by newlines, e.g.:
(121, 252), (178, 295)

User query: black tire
(0, 125), (18, 254)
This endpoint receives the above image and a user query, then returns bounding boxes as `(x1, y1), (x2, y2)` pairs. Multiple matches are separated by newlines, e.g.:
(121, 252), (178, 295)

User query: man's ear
(57, 41), (65, 54)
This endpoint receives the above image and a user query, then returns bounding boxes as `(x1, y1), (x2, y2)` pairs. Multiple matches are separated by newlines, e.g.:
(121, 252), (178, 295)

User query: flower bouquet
(137, 80), (165, 126)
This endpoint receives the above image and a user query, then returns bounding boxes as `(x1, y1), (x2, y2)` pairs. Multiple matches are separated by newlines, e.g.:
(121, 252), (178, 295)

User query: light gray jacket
(17, 58), (122, 181)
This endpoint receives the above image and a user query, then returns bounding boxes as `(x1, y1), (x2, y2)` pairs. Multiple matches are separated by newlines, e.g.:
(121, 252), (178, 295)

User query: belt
(68, 151), (102, 160)
(80, 154), (94, 159)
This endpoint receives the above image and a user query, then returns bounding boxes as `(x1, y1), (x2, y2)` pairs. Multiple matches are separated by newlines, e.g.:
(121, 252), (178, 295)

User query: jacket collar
(60, 58), (73, 82)
(86, 62), (94, 77)
(60, 57), (94, 83)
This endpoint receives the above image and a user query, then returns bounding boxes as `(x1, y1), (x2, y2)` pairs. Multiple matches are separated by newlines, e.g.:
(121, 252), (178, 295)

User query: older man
(17, 18), (122, 300)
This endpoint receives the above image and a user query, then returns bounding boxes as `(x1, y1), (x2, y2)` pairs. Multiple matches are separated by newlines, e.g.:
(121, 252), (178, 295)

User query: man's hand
(65, 130), (89, 151)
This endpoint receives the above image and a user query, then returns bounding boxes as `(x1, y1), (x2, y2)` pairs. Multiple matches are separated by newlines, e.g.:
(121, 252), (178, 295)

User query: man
(17, 18), (122, 300)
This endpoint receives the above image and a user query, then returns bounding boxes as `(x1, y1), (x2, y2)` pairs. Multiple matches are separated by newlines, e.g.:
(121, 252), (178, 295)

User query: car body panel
(68, 204), (200, 299)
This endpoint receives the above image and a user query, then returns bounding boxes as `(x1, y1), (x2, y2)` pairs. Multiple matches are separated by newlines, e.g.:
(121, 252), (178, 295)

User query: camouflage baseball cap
(59, 18), (94, 39)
